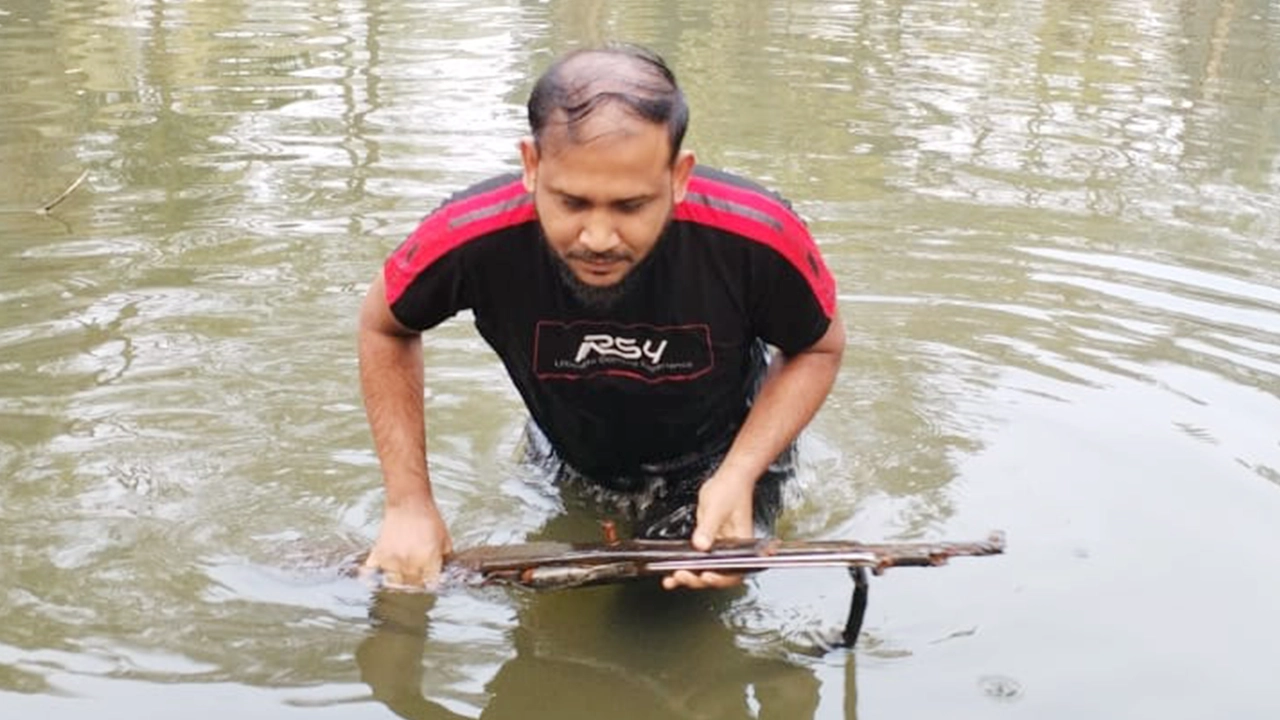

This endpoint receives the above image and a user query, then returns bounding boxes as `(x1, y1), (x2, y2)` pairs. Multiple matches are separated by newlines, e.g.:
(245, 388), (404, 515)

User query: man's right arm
(358, 271), (453, 587)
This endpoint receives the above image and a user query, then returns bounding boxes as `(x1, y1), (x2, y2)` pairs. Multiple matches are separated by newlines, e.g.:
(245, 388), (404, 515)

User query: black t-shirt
(384, 166), (837, 478)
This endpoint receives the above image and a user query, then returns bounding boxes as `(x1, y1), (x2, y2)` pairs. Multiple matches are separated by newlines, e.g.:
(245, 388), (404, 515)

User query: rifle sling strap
(841, 566), (870, 649)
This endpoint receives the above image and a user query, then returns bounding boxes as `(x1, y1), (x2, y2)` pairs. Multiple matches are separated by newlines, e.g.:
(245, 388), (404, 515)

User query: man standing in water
(358, 44), (844, 590)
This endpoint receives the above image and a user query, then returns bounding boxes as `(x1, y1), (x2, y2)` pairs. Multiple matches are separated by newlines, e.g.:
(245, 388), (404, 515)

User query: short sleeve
(747, 237), (836, 355)
(676, 168), (837, 355)
(380, 173), (532, 331)
(383, 230), (470, 331)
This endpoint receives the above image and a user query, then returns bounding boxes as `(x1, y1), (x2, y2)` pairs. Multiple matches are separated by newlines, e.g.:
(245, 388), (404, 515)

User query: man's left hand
(661, 471), (755, 590)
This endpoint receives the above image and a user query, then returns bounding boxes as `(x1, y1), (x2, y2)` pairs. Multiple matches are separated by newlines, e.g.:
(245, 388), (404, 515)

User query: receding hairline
(527, 44), (690, 161)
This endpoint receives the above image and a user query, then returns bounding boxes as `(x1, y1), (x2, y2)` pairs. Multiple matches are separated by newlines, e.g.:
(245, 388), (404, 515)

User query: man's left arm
(662, 307), (846, 590)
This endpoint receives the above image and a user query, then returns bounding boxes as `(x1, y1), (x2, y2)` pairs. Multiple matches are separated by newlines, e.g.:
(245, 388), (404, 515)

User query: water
(2, 0), (1279, 717)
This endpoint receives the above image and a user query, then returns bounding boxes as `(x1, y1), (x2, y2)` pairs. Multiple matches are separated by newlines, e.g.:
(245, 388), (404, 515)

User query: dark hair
(527, 44), (689, 163)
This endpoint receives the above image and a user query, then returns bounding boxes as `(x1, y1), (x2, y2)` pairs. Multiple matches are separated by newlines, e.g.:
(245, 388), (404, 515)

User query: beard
(536, 207), (673, 312)
(549, 248), (640, 312)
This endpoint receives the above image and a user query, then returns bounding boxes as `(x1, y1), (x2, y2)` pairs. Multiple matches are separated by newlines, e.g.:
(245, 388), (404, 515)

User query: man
(358, 44), (844, 591)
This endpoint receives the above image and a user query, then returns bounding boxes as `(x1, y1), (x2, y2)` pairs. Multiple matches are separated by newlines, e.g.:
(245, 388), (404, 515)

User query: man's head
(520, 45), (696, 306)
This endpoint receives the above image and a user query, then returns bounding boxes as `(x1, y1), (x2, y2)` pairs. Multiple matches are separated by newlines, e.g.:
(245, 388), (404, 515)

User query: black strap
(840, 566), (870, 648)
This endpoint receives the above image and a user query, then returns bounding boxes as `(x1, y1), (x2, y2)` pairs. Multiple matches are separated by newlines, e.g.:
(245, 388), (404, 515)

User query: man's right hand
(358, 272), (453, 590)
(363, 502), (454, 589)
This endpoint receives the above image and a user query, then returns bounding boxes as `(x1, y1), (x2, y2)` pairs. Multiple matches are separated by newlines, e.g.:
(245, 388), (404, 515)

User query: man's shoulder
(406, 171), (536, 249)
(688, 166), (797, 210)
(678, 166), (836, 315)
(387, 172), (535, 295)
(424, 171), (532, 227)
(678, 165), (812, 249)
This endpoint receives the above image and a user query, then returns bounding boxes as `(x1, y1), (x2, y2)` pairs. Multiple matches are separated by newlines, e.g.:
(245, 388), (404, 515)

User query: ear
(518, 137), (539, 192)
(671, 150), (696, 203)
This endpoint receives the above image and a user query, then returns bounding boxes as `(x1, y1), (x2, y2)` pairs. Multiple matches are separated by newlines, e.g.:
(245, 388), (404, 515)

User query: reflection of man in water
(357, 43), (843, 590)
(357, 514), (853, 719)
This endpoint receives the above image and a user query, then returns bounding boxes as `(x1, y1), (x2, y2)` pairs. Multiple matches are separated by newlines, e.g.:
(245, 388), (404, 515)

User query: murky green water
(2, 0), (1279, 718)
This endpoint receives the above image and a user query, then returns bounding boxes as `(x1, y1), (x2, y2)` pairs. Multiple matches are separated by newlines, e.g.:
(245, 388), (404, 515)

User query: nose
(578, 214), (620, 253)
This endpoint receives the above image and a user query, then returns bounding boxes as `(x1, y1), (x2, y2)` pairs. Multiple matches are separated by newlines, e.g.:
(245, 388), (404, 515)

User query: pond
(2, 0), (1279, 718)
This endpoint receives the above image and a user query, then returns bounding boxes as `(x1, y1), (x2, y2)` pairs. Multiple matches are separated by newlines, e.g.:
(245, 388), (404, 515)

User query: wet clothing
(384, 166), (836, 532)
(521, 415), (794, 539)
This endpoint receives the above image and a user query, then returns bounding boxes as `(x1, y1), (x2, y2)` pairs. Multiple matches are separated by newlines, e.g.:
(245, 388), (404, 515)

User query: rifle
(441, 526), (1006, 648)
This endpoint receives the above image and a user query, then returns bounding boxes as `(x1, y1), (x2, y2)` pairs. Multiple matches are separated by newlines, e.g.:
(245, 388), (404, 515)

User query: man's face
(520, 109), (695, 290)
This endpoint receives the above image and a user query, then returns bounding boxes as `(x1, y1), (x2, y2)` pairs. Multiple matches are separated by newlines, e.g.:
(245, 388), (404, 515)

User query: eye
(560, 196), (589, 211)
(616, 199), (648, 214)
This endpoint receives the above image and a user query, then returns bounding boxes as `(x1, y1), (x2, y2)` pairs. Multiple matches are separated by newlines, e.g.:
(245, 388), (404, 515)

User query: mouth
(552, 250), (639, 310)
(569, 255), (631, 284)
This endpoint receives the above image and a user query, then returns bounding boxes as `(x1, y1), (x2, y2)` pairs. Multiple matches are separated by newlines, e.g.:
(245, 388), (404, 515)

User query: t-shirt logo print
(574, 334), (668, 364)
(535, 321), (714, 383)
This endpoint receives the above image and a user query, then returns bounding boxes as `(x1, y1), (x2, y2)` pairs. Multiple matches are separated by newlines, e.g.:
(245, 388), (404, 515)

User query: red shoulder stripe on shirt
(385, 177), (534, 305)
(675, 173), (837, 318)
